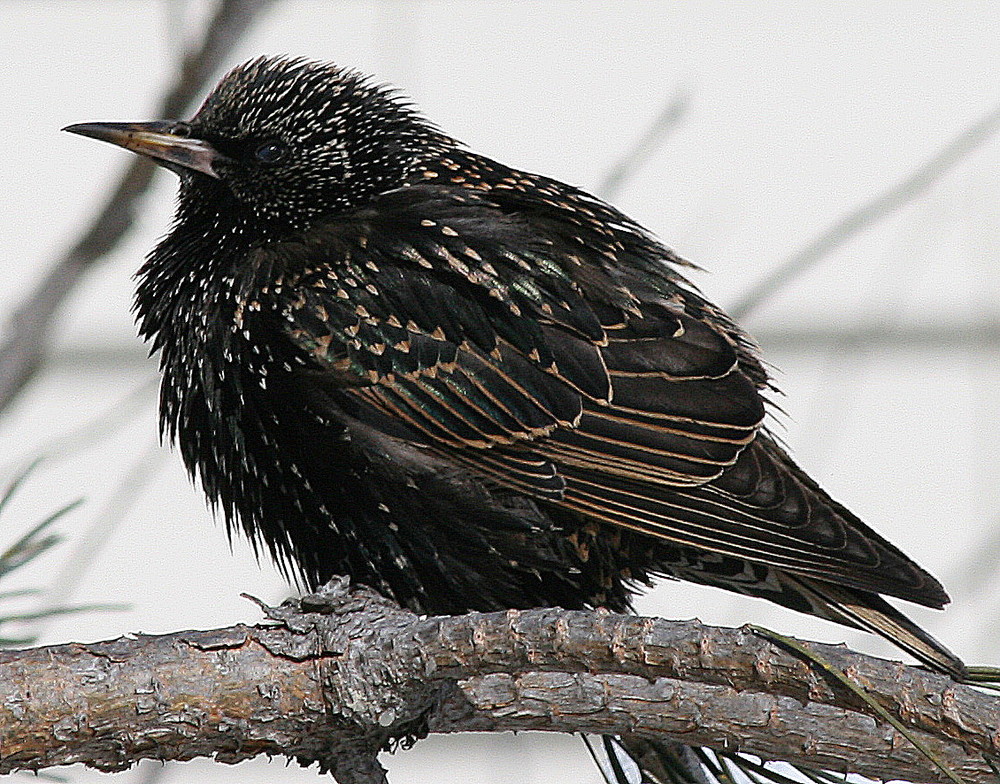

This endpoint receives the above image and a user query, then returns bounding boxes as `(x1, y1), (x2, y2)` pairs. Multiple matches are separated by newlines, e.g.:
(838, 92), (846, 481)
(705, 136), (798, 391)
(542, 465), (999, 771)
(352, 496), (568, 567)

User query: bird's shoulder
(234, 160), (765, 491)
(239, 156), (764, 400)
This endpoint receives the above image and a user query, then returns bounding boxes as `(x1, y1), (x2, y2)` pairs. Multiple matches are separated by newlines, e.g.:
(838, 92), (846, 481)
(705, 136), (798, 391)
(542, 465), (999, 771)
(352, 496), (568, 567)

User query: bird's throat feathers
(135, 182), (258, 348)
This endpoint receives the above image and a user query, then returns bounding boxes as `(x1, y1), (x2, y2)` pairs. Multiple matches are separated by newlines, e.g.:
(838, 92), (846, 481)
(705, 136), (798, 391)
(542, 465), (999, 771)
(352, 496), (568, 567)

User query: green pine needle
(749, 625), (967, 784)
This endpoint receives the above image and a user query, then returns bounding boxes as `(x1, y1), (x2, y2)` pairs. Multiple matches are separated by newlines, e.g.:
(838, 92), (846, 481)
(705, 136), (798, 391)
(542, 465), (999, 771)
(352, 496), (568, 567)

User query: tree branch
(1, 580), (996, 783)
(0, 0), (277, 416)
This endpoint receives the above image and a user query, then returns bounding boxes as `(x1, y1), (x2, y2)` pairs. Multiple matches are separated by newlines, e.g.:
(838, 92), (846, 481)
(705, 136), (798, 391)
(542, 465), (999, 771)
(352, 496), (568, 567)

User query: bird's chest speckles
(162, 281), (308, 502)
(213, 299), (418, 594)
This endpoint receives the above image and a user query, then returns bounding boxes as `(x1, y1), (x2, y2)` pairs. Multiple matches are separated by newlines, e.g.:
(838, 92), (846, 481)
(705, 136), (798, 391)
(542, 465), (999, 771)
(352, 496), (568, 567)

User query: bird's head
(65, 57), (450, 232)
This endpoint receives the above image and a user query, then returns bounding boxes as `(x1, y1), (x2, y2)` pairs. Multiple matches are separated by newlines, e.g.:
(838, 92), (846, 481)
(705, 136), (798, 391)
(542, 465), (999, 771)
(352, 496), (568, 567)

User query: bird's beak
(63, 121), (224, 179)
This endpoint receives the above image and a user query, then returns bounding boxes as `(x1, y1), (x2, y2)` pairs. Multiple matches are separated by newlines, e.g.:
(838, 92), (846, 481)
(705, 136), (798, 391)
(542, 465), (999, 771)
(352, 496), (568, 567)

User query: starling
(67, 54), (964, 703)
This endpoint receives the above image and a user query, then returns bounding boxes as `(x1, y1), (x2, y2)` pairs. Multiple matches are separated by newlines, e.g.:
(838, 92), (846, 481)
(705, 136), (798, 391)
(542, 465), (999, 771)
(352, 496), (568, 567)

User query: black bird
(66, 55), (965, 771)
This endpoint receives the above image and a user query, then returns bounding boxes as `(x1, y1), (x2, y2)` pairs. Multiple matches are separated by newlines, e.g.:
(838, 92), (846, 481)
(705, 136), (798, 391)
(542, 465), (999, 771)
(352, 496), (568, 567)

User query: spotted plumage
(67, 54), (966, 779)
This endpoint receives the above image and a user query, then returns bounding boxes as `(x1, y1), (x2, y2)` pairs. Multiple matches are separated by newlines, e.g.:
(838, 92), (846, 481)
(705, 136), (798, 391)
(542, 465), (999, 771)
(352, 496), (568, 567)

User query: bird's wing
(260, 184), (945, 606)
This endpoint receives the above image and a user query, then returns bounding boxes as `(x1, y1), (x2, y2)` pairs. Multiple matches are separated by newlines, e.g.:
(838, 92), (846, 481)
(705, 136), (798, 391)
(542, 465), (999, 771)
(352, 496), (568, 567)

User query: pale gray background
(1, 2), (998, 782)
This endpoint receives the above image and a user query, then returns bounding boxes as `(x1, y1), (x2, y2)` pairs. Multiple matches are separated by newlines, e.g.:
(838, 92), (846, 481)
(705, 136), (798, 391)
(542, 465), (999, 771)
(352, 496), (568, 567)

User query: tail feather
(653, 545), (967, 679)
(787, 575), (967, 681)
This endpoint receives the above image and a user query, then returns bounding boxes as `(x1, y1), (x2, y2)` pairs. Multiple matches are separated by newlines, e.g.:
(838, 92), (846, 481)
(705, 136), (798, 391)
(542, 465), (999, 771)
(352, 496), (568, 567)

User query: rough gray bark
(0, 579), (996, 784)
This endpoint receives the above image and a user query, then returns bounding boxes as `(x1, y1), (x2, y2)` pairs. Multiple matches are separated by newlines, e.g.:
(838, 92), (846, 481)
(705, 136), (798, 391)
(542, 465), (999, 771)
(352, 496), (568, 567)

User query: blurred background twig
(0, 0), (276, 415)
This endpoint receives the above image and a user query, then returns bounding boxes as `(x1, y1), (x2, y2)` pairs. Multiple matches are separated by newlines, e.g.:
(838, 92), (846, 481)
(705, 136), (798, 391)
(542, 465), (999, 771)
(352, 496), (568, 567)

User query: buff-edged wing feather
(261, 177), (949, 612)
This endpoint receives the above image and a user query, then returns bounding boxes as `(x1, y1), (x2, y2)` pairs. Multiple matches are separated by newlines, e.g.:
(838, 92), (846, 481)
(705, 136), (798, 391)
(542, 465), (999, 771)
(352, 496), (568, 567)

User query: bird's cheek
(217, 171), (273, 208)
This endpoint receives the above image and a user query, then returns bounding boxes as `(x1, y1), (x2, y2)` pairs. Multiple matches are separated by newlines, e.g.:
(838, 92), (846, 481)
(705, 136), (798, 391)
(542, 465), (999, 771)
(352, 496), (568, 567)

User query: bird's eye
(254, 141), (288, 164)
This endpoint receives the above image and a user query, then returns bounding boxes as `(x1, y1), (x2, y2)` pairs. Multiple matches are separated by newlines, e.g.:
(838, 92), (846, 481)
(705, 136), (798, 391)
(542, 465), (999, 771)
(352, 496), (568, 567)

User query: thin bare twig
(32, 439), (166, 632)
(0, 0), (277, 416)
(0, 379), (156, 479)
(730, 104), (1000, 320)
(597, 89), (691, 202)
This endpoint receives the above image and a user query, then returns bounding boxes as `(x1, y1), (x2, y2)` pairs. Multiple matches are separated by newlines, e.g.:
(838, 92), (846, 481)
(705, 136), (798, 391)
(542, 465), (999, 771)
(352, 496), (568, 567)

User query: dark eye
(254, 141), (288, 164)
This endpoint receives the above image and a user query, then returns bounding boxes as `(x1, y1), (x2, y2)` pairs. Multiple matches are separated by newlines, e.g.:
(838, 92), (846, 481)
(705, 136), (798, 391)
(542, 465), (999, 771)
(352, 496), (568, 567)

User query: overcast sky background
(1, 2), (999, 783)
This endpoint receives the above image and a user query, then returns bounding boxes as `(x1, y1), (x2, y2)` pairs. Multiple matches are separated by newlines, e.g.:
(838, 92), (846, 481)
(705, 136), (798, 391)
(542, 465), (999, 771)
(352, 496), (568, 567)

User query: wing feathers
(603, 307), (739, 380)
(554, 440), (948, 606)
(271, 183), (947, 613)
(610, 373), (765, 429)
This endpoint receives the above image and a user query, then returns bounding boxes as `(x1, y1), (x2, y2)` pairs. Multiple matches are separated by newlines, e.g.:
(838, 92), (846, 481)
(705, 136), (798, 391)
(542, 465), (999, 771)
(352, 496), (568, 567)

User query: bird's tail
(785, 574), (967, 681)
